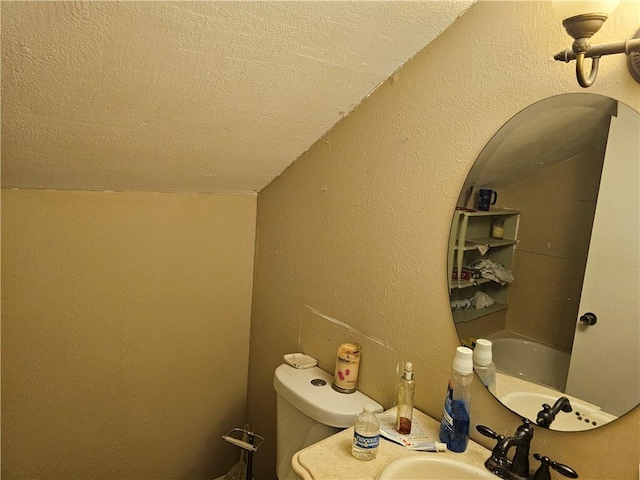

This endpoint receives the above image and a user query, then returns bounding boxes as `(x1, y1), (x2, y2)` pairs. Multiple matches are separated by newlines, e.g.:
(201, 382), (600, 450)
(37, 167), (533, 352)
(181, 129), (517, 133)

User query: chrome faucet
(477, 419), (535, 480)
(536, 397), (572, 428)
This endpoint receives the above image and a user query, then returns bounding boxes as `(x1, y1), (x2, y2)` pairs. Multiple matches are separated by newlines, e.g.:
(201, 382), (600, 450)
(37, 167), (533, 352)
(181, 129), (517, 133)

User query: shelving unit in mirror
(448, 208), (520, 324)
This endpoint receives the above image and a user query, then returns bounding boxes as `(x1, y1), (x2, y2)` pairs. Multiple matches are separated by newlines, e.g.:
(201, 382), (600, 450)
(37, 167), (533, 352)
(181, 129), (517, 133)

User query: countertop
(291, 408), (492, 479)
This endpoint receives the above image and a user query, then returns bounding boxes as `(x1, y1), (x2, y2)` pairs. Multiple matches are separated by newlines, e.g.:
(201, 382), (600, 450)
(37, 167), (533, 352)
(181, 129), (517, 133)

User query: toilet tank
(273, 363), (383, 479)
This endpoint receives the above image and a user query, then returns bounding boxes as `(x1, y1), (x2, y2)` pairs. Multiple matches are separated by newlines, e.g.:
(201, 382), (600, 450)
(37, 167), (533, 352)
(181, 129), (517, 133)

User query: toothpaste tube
(403, 440), (447, 452)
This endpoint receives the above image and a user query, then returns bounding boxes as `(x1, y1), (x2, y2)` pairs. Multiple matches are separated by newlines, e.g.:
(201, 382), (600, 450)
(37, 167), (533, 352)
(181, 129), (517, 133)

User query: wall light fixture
(553, 0), (640, 87)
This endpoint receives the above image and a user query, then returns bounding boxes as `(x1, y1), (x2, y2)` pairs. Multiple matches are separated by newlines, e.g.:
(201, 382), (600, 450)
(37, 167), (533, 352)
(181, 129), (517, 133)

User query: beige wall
(502, 149), (607, 351)
(1, 189), (256, 478)
(248, 1), (639, 479)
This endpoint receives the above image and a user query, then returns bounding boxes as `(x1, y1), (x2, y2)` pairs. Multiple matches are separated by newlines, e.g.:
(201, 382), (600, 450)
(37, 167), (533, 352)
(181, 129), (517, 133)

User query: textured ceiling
(1, 1), (474, 193)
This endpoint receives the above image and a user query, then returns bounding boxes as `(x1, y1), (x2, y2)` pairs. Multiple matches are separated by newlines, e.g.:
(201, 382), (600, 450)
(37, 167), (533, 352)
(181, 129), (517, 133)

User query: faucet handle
(533, 453), (579, 480)
(520, 417), (534, 428)
(536, 398), (573, 428)
(537, 404), (555, 428)
(476, 424), (504, 442)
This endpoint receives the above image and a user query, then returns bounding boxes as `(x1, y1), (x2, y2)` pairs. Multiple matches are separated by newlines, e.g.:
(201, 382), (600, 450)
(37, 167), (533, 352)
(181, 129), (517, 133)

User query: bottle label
(353, 432), (380, 449)
(441, 381), (454, 431)
(439, 379), (470, 453)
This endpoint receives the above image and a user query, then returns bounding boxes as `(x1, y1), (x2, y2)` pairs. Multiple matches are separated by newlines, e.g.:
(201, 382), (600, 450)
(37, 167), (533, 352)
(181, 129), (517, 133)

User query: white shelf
(453, 302), (508, 324)
(460, 208), (520, 216)
(451, 278), (490, 289)
(457, 238), (517, 250)
(448, 208), (520, 323)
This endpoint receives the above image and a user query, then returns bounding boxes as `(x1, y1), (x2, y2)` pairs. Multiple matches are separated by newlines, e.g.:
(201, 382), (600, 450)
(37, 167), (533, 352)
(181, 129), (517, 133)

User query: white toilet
(273, 363), (383, 479)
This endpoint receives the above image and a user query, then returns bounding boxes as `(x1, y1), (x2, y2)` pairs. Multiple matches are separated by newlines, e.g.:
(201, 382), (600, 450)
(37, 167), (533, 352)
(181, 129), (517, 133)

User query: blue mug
(478, 189), (497, 211)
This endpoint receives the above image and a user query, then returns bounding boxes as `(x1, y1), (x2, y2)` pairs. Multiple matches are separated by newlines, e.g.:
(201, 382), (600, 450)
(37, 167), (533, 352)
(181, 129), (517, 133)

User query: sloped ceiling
(464, 94), (618, 192)
(1, 1), (475, 194)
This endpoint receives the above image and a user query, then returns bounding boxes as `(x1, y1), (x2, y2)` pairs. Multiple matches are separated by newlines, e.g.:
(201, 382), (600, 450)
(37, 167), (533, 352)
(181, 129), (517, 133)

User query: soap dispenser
(395, 362), (415, 434)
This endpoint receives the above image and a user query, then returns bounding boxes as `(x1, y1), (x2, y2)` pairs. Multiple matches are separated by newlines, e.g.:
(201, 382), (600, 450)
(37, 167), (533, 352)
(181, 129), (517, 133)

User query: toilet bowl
(273, 363), (383, 479)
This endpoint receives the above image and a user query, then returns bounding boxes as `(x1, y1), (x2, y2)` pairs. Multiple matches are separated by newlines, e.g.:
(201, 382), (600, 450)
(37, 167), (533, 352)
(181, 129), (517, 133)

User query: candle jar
(491, 217), (505, 239)
(332, 342), (361, 393)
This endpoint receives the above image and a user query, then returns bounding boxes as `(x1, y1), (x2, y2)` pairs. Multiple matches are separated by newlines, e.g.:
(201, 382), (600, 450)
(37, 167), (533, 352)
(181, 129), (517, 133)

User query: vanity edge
(291, 408), (491, 479)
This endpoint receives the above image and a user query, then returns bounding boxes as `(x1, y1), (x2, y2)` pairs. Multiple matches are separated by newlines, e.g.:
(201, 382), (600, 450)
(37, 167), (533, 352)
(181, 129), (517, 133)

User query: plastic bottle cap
(435, 442), (447, 452)
(453, 346), (474, 374)
(473, 339), (493, 366)
(363, 403), (376, 413)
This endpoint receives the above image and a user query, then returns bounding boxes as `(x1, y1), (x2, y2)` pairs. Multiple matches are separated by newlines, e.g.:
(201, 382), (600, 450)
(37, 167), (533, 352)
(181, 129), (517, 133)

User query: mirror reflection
(449, 94), (639, 431)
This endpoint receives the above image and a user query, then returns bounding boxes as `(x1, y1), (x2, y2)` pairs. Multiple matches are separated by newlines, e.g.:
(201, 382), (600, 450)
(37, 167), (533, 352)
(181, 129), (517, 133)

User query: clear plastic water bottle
(352, 404), (380, 461)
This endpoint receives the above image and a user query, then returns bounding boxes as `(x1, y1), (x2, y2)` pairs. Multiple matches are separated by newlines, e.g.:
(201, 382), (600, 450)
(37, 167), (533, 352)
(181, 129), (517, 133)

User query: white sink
(375, 456), (494, 479)
(499, 391), (617, 431)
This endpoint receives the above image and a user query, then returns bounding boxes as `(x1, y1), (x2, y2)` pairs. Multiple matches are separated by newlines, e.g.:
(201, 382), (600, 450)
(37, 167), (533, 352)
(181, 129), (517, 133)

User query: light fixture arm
(575, 52), (600, 87)
(555, 38), (640, 88)
(553, 11), (640, 88)
(554, 37), (640, 62)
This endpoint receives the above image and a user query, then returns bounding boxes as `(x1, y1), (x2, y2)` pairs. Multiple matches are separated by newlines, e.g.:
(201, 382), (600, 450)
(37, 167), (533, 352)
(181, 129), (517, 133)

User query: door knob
(579, 312), (597, 326)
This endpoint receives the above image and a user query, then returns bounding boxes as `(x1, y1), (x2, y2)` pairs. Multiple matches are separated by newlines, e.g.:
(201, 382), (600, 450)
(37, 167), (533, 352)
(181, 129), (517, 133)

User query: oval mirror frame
(449, 93), (639, 432)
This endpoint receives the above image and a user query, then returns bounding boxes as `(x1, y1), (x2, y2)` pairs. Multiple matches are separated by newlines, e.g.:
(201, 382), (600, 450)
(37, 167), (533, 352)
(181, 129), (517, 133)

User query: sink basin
(499, 391), (617, 431)
(375, 455), (494, 479)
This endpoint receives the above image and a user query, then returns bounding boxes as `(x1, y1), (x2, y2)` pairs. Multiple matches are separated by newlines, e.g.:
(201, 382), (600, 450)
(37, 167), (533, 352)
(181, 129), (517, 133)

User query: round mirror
(448, 93), (639, 431)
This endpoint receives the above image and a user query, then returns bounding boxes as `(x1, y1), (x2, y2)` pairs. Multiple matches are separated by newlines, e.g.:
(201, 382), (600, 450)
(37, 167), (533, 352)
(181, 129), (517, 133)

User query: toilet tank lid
(273, 363), (383, 428)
